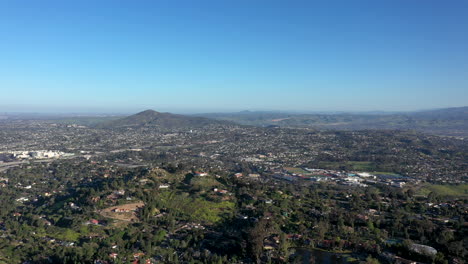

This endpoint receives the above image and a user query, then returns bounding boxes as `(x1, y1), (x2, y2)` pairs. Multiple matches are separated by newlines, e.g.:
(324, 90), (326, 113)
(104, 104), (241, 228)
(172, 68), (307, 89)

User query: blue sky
(0, 0), (467, 113)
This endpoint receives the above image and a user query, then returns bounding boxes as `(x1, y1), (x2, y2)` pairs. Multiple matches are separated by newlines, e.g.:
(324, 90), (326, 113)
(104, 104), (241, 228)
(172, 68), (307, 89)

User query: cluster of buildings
(268, 167), (415, 188)
(4, 150), (73, 160)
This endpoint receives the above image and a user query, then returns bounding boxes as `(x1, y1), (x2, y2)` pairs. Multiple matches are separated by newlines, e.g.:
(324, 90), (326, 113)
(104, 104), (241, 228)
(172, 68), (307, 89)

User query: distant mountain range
(410, 106), (468, 120)
(95, 109), (232, 129)
(195, 106), (468, 137)
(11, 107), (463, 137)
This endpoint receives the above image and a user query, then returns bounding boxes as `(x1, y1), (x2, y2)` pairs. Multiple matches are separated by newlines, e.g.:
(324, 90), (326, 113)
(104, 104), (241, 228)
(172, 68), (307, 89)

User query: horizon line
(0, 105), (466, 116)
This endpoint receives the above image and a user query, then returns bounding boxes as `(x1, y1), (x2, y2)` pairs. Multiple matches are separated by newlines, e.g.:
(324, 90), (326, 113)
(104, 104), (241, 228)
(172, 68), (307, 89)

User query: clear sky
(0, 0), (467, 113)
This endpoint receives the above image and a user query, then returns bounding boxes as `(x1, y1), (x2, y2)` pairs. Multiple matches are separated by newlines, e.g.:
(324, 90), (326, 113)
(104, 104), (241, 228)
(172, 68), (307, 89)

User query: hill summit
(96, 109), (231, 129)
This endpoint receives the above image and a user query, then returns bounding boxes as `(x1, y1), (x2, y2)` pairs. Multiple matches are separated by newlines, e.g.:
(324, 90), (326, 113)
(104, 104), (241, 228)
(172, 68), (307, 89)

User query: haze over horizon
(1, 106), (468, 116)
(1, 0), (467, 113)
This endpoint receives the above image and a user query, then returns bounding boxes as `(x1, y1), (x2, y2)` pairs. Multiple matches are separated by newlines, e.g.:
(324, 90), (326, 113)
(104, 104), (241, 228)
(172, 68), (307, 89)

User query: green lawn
(190, 176), (222, 189)
(284, 167), (310, 174)
(317, 161), (380, 172)
(418, 184), (468, 197)
(346, 161), (376, 171)
(154, 191), (235, 224)
(370, 171), (398, 175)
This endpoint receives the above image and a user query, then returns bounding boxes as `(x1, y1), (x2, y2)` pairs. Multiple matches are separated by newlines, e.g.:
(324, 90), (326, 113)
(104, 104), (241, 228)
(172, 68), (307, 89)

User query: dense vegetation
(0, 159), (466, 264)
(0, 110), (467, 263)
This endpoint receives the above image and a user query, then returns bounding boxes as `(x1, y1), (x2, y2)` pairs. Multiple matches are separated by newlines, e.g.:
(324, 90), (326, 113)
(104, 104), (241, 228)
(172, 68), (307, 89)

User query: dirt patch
(98, 201), (144, 222)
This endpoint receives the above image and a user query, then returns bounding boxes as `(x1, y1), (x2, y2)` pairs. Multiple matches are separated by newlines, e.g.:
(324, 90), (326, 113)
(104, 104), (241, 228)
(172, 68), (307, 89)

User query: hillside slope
(96, 110), (233, 129)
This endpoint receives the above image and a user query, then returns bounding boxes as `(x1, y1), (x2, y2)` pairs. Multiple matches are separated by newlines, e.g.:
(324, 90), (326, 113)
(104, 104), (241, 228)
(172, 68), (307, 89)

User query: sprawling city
(0, 109), (466, 263)
(1, 1), (467, 264)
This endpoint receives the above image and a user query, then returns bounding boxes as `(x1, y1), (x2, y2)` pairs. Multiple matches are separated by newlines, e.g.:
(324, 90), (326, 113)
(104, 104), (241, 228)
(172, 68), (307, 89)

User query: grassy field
(418, 184), (468, 197)
(317, 161), (379, 171)
(190, 176), (222, 189)
(284, 167), (310, 174)
(346, 161), (376, 171)
(155, 191), (235, 224)
(370, 171), (398, 175)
